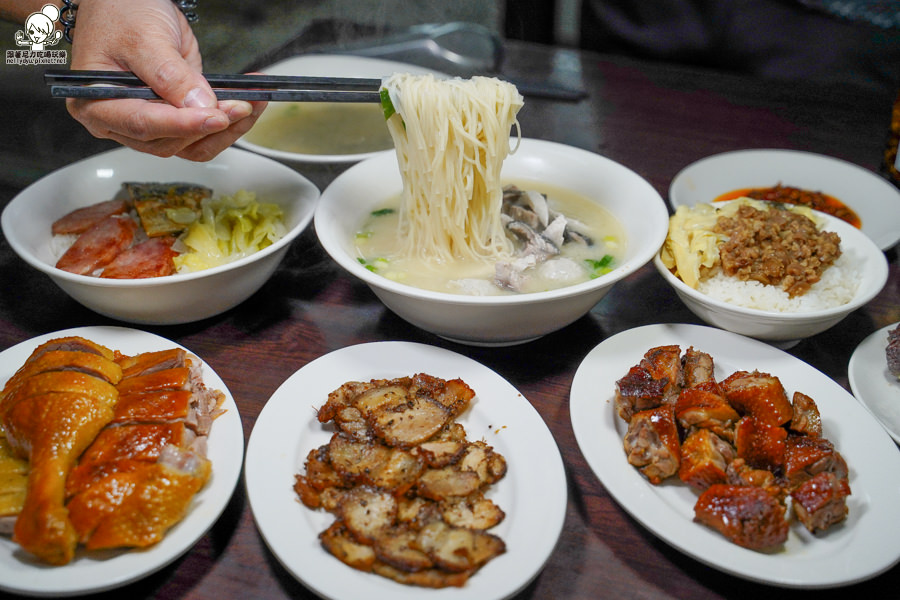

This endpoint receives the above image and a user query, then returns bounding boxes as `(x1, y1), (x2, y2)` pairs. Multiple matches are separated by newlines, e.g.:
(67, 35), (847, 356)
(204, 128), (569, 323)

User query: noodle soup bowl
(653, 211), (889, 347)
(316, 138), (670, 346)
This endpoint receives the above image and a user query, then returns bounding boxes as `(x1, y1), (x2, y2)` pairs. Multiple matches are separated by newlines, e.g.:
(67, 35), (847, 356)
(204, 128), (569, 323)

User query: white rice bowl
(697, 250), (861, 313)
(654, 208), (888, 346)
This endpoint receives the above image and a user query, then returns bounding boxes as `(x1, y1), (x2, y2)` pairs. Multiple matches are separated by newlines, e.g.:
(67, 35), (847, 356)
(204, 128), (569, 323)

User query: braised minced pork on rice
(660, 199), (861, 312)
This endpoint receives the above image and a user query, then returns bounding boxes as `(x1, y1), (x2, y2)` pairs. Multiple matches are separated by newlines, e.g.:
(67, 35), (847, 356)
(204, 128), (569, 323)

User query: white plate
(245, 341), (566, 599)
(669, 149), (900, 250)
(235, 54), (445, 164)
(0, 326), (244, 597)
(849, 322), (900, 445)
(570, 323), (900, 588)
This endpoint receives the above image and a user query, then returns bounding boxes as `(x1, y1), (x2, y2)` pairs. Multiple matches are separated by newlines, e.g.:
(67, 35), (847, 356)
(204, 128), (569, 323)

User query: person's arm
(0, 1), (63, 25)
(3, 0), (266, 161)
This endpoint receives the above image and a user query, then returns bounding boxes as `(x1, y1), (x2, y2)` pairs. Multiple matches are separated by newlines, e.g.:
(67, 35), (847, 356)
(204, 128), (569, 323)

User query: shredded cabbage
(173, 190), (286, 272)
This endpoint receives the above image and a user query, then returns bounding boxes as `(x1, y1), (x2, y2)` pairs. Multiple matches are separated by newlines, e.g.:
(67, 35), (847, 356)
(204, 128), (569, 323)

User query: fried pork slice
(416, 440), (507, 501)
(320, 520), (377, 571)
(338, 486), (397, 544)
(788, 392), (822, 437)
(373, 526), (434, 572)
(734, 416), (787, 472)
(440, 492), (505, 530)
(790, 471), (851, 533)
(623, 405), (680, 484)
(414, 520), (506, 573)
(783, 435), (848, 489)
(694, 484), (789, 550)
(318, 375), (475, 447)
(721, 370), (793, 426)
(673, 382), (739, 442)
(678, 429), (735, 491)
(680, 346), (715, 388)
(326, 433), (424, 494)
(372, 562), (472, 588)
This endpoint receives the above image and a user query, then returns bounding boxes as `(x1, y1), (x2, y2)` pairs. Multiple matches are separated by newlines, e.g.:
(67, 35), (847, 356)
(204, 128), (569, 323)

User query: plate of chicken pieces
(244, 341), (567, 600)
(0, 326), (244, 596)
(570, 323), (900, 588)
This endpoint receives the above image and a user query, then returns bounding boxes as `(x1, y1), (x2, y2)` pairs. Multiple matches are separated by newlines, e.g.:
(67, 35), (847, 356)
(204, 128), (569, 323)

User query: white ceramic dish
(849, 322), (900, 445)
(244, 341), (566, 600)
(668, 149), (900, 250)
(0, 326), (244, 597)
(653, 207), (889, 347)
(570, 323), (900, 588)
(1, 147), (320, 325)
(315, 138), (670, 346)
(235, 54), (443, 165)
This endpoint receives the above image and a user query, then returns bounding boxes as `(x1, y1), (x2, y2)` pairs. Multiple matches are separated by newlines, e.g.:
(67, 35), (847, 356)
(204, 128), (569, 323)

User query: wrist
(60, 0), (199, 43)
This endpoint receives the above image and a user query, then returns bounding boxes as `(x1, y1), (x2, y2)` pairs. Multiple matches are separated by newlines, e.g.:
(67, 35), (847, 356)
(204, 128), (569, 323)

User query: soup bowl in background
(235, 54), (445, 166)
(2, 147), (320, 325)
(315, 138), (670, 346)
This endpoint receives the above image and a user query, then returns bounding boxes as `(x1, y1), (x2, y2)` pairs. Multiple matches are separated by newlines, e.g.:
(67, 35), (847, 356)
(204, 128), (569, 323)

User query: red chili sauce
(713, 184), (862, 229)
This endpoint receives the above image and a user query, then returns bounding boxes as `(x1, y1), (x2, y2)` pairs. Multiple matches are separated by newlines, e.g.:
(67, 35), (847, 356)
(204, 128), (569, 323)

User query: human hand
(66, 0), (266, 161)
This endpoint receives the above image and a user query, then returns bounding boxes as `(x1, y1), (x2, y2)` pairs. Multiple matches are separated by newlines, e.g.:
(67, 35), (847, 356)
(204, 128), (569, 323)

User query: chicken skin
(0, 337), (122, 565)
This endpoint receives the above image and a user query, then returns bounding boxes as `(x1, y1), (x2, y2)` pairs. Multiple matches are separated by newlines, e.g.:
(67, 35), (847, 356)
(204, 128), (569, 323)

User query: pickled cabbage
(173, 190), (286, 272)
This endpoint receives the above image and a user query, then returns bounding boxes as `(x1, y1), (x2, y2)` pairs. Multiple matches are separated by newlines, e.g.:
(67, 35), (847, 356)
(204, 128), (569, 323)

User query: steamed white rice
(697, 248), (861, 312)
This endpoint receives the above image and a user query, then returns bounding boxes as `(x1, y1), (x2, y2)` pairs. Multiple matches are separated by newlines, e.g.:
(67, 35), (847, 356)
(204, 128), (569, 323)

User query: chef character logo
(16, 4), (63, 51)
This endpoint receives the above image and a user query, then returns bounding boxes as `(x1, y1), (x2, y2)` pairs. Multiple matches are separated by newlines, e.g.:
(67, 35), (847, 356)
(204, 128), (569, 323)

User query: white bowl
(2, 147), (320, 324)
(315, 138), (670, 346)
(653, 210), (889, 347)
(669, 149), (900, 250)
(235, 55), (444, 165)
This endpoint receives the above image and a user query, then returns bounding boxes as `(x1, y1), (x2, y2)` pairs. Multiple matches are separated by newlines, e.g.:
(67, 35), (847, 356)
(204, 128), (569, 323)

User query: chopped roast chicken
(623, 405), (681, 484)
(790, 471), (851, 533)
(0, 339), (223, 564)
(693, 484), (789, 550)
(65, 348), (222, 550)
(614, 345), (852, 551)
(296, 374), (506, 588)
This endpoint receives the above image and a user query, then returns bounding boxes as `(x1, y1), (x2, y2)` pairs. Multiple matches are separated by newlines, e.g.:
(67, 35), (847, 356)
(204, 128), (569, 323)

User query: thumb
(133, 50), (217, 109)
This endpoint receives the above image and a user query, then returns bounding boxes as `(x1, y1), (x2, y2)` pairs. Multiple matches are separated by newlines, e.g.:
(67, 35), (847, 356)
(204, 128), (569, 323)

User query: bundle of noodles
(381, 73), (523, 264)
(0, 337), (122, 565)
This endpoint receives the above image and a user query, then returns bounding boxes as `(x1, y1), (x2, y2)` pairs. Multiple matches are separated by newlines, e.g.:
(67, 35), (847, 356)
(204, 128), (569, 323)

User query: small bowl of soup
(235, 55), (446, 165)
(316, 138), (670, 346)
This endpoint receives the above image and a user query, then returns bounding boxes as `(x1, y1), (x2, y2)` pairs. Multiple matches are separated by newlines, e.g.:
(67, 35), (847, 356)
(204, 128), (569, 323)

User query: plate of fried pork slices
(570, 323), (900, 588)
(244, 341), (567, 600)
(0, 326), (244, 597)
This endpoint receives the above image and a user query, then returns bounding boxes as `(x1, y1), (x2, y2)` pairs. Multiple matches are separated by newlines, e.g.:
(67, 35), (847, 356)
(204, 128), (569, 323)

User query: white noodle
(382, 73), (524, 264)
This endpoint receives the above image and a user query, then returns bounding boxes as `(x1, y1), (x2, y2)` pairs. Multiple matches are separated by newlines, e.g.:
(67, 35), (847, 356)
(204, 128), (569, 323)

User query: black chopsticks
(44, 70), (383, 102)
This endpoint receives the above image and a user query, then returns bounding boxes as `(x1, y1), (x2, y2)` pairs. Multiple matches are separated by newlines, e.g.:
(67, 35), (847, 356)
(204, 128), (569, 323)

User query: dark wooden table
(1, 37), (898, 600)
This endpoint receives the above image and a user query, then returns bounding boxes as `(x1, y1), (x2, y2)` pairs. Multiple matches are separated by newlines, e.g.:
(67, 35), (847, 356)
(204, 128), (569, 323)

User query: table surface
(1, 36), (899, 600)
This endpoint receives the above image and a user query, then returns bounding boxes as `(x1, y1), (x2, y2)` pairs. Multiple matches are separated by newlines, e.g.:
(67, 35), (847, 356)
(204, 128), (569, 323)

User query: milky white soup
(354, 181), (627, 295)
(242, 102), (393, 155)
